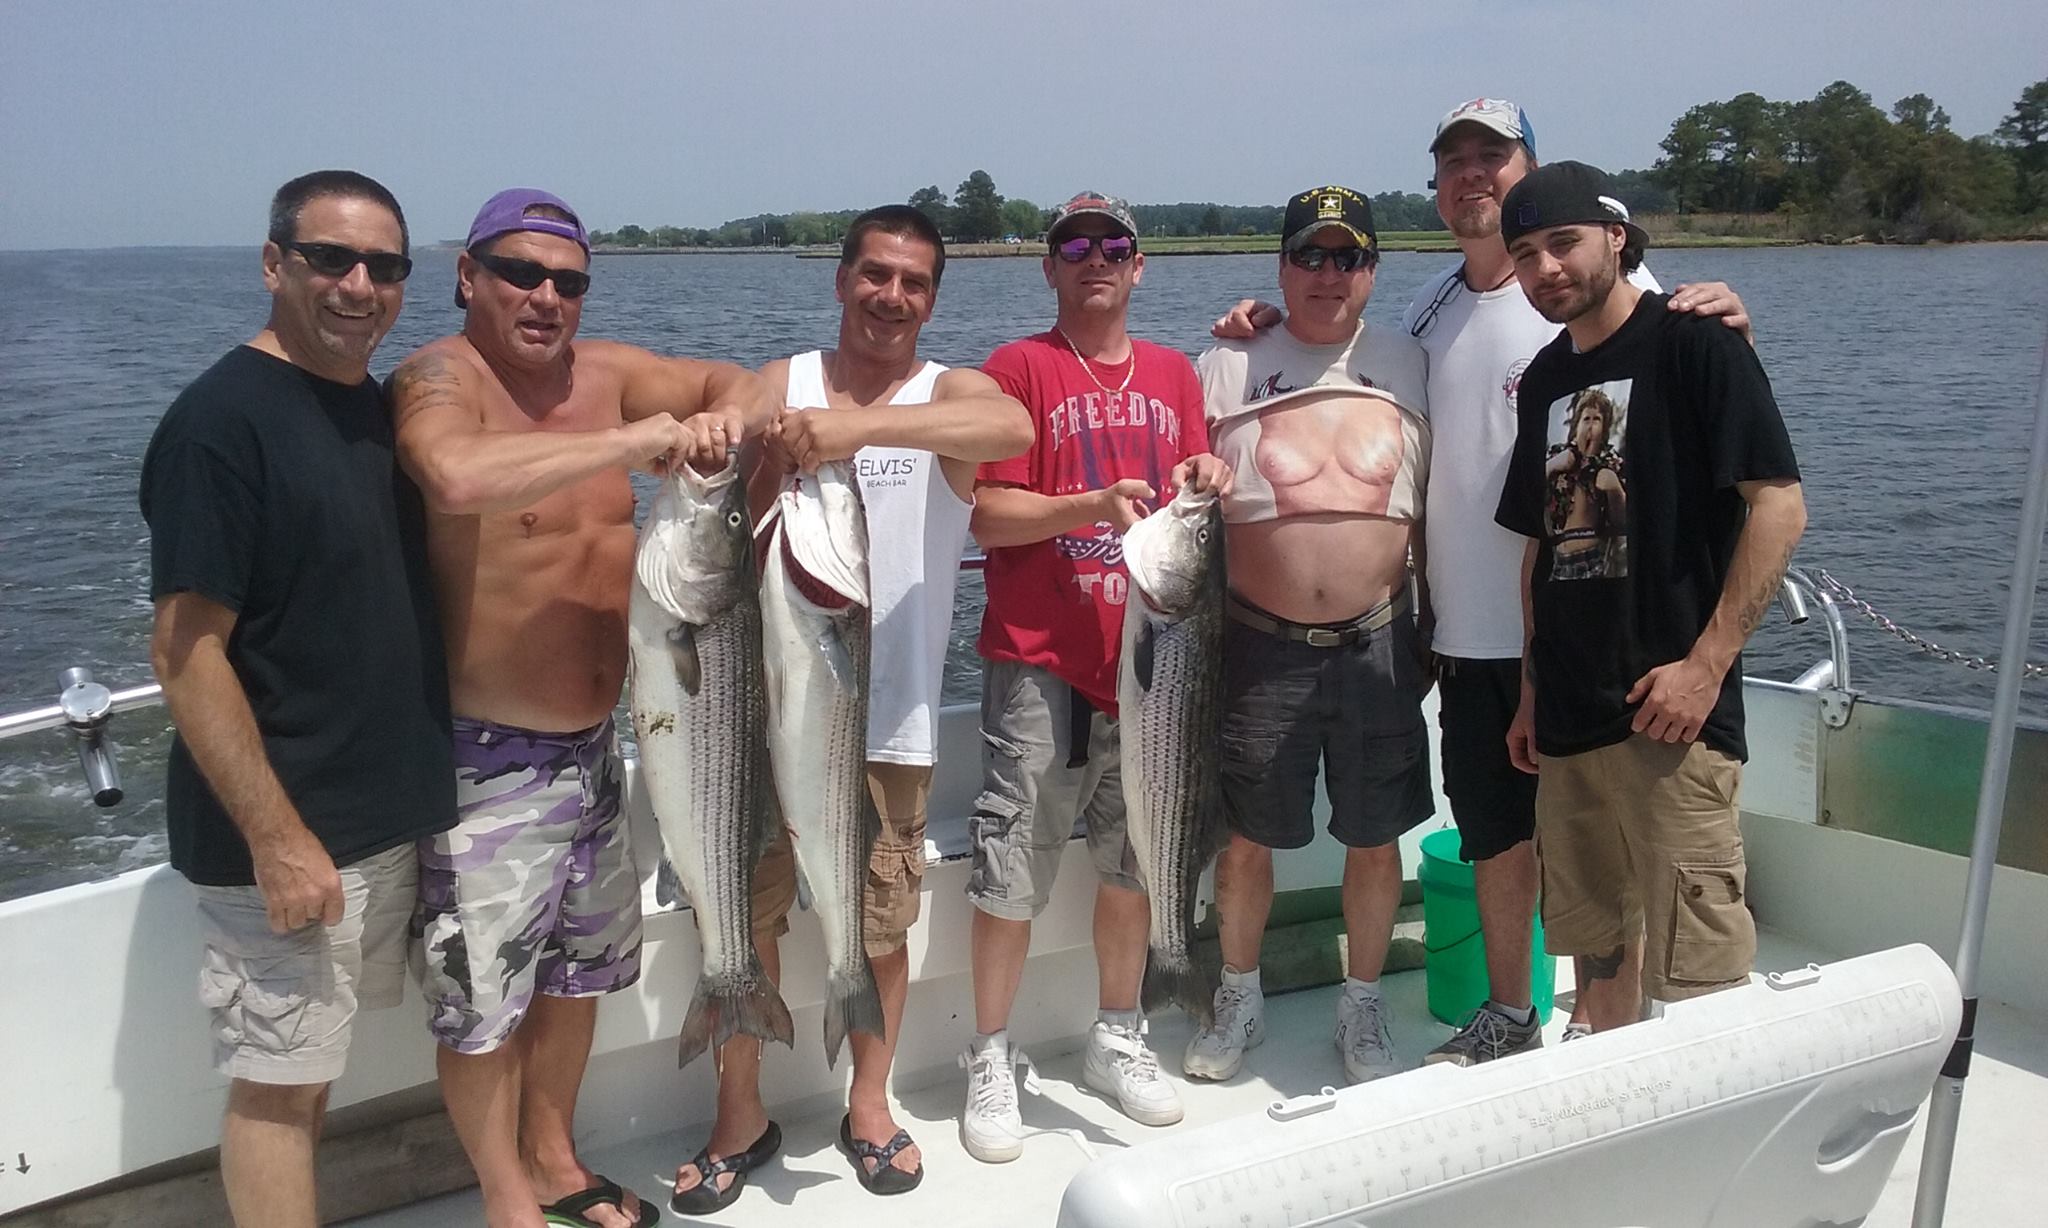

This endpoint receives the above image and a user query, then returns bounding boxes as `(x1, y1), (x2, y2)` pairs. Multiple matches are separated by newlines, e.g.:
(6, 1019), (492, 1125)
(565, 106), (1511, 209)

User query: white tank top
(785, 350), (972, 765)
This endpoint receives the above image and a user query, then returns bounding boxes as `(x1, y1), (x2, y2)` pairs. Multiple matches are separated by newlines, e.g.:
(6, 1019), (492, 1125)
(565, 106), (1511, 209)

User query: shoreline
(591, 232), (2048, 259)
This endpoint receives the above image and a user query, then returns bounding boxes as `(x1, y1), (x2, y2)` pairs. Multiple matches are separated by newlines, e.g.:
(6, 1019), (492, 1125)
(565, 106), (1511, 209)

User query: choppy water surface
(3, 243), (2045, 899)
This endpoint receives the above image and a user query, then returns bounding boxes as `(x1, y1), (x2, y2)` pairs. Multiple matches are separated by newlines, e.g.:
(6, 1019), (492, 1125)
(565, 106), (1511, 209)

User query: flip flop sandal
(669, 1121), (783, 1215)
(837, 1113), (924, 1196)
(542, 1174), (659, 1227)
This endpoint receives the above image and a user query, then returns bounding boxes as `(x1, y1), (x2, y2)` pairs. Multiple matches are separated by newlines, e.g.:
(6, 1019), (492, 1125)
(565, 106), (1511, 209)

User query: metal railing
(0, 557), (1839, 807)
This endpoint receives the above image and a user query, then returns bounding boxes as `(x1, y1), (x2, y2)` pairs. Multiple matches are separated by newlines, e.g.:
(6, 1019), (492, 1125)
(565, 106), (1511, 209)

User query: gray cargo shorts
(191, 842), (417, 1086)
(966, 659), (1141, 920)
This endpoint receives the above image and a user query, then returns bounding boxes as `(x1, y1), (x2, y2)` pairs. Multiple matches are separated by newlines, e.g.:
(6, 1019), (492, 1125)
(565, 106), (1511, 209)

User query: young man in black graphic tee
(1493, 162), (1807, 1033)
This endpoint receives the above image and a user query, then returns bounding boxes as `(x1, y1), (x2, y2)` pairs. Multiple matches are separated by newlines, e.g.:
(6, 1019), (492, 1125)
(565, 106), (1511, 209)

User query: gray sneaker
(1424, 1000), (1544, 1067)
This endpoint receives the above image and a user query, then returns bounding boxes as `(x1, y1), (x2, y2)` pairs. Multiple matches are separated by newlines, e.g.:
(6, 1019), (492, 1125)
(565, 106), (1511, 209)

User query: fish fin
(820, 959), (886, 1069)
(753, 785), (785, 867)
(668, 623), (703, 694)
(675, 981), (716, 1069)
(1141, 948), (1219, 1030)
(1133, 617), (1157, 692)
(676, 969), (796, 1070)
(654, 858), (682, 910)
(818, 610), (864, 694)
(737, 960), (797, 1050)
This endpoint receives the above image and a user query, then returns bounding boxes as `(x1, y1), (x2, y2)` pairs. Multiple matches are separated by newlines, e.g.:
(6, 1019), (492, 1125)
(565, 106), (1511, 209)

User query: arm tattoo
(1734, 538), (1799, 639)
(1582, 946), (1626, 980)
(389, 353), (466, 419)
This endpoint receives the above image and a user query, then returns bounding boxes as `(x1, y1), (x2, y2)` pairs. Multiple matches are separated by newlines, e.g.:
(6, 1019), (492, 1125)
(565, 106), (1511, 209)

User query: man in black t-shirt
(139, 170), (453, 1228)
(1493, 162), (1806, 1034)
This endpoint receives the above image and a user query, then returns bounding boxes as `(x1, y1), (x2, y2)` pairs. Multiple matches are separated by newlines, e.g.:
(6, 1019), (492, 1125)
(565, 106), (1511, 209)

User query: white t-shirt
(1197, 322), (1430, 525)
(1402, 263), (1659, 658)
(784, 350), (971, 765)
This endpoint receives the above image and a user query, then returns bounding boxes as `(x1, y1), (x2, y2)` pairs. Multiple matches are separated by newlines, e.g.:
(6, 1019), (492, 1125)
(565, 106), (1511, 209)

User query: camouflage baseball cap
(1046, 191), (1138, 243)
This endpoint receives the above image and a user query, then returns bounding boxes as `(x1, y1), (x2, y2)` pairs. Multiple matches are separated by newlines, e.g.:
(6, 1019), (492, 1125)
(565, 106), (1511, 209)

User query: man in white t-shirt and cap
(1213, 98), (1753, 1063)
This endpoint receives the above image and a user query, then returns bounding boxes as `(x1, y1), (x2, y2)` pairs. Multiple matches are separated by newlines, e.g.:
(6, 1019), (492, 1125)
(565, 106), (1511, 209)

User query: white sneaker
(1083, 1019), (1185, 1126)
(1183, 982), (1265, 1081)
(1335, 991), (1398, 1083)
(960, 1038), (1037, 1163)
(1561, 1020), (1595, 1043)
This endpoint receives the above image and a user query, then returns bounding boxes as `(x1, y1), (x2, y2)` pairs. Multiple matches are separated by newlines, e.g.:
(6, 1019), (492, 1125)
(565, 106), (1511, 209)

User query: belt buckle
(1303, 626), (1345, 648)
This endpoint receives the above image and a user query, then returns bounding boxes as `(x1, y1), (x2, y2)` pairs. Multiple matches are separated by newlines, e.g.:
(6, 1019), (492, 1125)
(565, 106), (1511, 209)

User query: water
(3, 244), (2046, 901)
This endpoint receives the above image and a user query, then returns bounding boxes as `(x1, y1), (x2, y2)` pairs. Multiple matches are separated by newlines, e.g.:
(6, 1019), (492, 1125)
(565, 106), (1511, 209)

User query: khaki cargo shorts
(190, 842), (417, 1086)
(1534, 735), (1756, 1002)
(965, 659), (1140, 922)
(753, 761), (934, 957)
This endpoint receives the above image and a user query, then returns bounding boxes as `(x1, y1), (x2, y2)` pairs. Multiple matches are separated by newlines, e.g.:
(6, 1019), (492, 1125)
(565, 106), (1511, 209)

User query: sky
(3, 0), (2042, 250)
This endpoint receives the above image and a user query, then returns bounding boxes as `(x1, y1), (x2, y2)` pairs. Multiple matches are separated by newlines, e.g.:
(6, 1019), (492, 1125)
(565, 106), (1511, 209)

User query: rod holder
(58, 667), (123, 808)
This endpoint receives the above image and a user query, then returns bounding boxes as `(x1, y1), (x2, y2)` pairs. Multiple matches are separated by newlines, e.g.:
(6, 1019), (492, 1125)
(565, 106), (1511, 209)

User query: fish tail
(820, 957), (886, 1070)
(1142, 949), (1219, 1029)
(674, 969), (796, 1069)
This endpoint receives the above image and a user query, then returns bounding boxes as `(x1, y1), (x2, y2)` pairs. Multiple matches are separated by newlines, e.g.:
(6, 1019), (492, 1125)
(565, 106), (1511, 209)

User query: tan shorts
(1534, 736), (1755, 1002)
(189, 843), (417, 1086)
(752, 761), (932, 957)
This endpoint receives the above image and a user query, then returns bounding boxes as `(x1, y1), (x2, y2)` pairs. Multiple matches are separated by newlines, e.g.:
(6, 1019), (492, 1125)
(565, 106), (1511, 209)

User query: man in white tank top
(668, 206), (1029, 1211)
(1211, 103), (1754, 1068)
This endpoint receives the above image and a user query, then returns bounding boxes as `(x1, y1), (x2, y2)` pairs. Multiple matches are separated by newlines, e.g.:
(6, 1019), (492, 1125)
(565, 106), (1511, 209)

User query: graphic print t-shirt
(1495, 293), (1800, 761)
(976, 333), (1210, 714)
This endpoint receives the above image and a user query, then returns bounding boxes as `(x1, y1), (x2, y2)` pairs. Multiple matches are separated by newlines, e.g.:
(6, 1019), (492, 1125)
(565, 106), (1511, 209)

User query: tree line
(587, 78), (2048, 250)
(587, 169), (1446, 249)
(1633, 77), (2048, 241)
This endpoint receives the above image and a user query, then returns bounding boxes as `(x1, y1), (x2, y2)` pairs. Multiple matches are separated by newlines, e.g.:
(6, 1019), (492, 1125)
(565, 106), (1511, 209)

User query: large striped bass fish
(759, 460), (884, 1068)
(1118, 485), (1228, 1026)
(628, 457), (793, 1068)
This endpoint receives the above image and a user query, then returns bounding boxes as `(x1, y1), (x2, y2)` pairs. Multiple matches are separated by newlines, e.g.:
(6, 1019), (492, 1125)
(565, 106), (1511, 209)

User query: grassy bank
(601, 216), (2045, 260)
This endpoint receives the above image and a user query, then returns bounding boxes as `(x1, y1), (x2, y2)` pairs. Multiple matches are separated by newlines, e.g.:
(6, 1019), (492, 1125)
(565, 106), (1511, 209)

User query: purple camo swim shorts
(414, 716), (644, 1054)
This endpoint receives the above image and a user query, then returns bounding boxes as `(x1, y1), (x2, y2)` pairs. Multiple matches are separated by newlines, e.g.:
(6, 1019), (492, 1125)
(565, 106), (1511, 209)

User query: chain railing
(1815, 569), (2048, 680)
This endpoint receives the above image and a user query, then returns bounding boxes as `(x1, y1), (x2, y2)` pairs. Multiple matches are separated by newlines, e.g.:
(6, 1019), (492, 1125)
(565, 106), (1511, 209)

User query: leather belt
(1225, 590), (1408, 648)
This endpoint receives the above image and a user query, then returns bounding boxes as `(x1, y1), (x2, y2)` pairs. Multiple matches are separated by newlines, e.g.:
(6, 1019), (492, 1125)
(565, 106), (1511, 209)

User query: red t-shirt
(975, 331), (1212, 714)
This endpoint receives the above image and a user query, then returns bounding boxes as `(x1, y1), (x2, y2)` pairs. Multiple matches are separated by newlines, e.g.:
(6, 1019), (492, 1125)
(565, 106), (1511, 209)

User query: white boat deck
(343, 928), (2048, 1228)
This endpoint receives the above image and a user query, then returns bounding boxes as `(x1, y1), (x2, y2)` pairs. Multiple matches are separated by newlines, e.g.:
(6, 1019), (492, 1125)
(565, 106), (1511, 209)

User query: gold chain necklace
(1054, 329), (1135, 395)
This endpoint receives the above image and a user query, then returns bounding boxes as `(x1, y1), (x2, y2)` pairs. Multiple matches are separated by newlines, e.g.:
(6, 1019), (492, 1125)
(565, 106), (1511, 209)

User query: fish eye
(727, 512), (743, 527)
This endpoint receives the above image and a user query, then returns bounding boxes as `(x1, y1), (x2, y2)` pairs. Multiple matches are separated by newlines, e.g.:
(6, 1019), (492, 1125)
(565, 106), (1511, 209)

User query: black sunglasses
(1286, 245), (1374, 274)
(1052, 234), (1138, 264)
(286, 241), (412, 284)
(1408, 261), (1467, 338)
(472, 251), (592, 298)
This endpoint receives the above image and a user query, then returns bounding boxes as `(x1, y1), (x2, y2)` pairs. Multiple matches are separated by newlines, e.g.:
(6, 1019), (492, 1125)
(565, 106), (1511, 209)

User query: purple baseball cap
(464, 188), (590, 254)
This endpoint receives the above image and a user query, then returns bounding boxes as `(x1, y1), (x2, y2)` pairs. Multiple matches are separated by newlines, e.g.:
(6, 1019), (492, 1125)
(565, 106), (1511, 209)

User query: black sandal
(837, 1113), (924, 1195)
(542, 1175), (658, 1226)
(669, 1121), (782, 1215)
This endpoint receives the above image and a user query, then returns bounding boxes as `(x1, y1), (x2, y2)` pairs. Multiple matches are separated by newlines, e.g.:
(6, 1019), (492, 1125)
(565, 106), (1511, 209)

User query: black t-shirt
(1494, 293), (1800, 761)
(139, 346), (455, 885)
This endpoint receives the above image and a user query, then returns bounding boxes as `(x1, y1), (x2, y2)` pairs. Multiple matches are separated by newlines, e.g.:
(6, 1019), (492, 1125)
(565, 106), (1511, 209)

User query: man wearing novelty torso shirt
(1189, 185), (1436, 1090)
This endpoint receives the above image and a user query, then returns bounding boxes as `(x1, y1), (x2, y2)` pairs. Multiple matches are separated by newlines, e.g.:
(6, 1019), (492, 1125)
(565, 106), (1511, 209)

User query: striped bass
(1118, 485), (1228, 1025)
(759, 460), (884, 1068)
(627, 457), (793, 1068)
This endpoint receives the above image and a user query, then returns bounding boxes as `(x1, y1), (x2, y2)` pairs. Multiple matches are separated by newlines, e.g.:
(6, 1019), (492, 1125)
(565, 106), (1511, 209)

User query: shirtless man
(390, 188), (773, 1228)
(1187, 186), (1434, 1086)
(1547, 388), (1628, 579)
(669, 205), (1029, 1211)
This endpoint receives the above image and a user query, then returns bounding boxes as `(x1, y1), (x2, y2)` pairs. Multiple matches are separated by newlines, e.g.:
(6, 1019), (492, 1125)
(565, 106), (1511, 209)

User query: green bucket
(1416, 827), (1556, 1026)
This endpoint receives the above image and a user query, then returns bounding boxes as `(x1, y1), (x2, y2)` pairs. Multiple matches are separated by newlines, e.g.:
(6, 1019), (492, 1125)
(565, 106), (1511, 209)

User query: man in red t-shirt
(958, 192), (1231, 1164)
